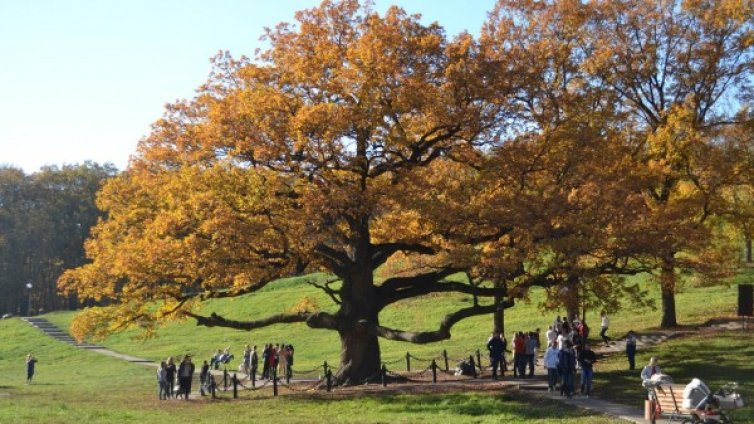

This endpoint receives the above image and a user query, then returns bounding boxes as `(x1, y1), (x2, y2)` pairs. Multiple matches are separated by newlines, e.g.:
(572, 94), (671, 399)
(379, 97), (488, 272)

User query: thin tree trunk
(493, 294), (504, 334)
(747, 239), (752, 263)
(660, 256), (678, 328)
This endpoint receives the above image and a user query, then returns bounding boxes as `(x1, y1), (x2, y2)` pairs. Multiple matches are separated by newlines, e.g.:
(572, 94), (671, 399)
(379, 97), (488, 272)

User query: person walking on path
(558, 341), (577, 399)
(165, 357), (177, 398)
(600, 312), (610, 346)
(177, 356), (195, 400)
(625, 330), (637, 370)
(543, 342), (560, 391)
(157, 361), (168, 400)
(487, 330), (506, 380)
(578, 344), (597, 397)
(25, 354), (37, 384)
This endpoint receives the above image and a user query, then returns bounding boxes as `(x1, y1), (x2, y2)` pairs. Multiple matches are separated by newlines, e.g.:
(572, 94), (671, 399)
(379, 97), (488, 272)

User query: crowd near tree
(0, 162), (117, 316)
(58, 0), (754, 386)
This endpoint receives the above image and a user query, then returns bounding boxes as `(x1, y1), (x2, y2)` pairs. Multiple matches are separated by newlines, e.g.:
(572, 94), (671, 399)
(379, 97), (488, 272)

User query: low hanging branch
(183, 310), (340, 331)
(371, 299), (515, 344)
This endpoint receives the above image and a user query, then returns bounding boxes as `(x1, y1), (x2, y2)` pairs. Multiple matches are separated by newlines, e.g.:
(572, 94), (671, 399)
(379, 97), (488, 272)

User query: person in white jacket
(543, 342), (560, 391)
(640, 357), (662, 381)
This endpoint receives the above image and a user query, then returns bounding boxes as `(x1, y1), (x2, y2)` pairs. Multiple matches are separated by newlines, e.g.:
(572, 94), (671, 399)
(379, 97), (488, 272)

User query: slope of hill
(43, 270), (745, 373)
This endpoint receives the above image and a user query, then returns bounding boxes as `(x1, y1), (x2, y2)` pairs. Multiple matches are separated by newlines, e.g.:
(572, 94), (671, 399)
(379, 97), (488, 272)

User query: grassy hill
(0, 318), (619, 424)
(43, 270), (745, 374)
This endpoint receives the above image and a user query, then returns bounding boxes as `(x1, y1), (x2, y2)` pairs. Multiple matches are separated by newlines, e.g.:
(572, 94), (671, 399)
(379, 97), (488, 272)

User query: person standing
(177, 356), (195, 400)
(543, 342), (560, 391)
(600, 312), (610, 346)
(513, 332), (526, 378)
(558, 341), (576, 399)
(487, 330), (506, 380)
(546, 326), (557, 348)
(165, 357), (177, 398)
(242, 344), (252, 376)
(578, 344), (597, 397)
(157, 361), (168, 400)
(525, 332), (537, 378)
(26, 354), (37, 384)
(278, 344), (289, 382)
(250, 345), (259, 380)
(640, 357), (662, 382)
(261, 344), (270, 379)
(199, 360), (210, 396)
(625, 330), (637, 370)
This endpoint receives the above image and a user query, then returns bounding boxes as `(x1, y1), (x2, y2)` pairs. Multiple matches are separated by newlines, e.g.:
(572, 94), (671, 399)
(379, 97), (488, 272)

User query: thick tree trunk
(659, 257), (677, 328)
(332, 227), (382, 385)
(335, 322), (382, 385)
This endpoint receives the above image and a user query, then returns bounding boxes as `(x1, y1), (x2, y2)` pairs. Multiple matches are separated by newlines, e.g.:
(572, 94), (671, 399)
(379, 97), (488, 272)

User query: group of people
(154, 342), (296, 400)
(258, 343), (295, 381)
(484, 313), (608, 398)
(156, 356), (195, 400)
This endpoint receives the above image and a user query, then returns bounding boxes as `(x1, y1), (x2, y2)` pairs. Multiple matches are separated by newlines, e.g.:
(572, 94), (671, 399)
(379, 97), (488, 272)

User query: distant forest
(0, 162), (117, 315)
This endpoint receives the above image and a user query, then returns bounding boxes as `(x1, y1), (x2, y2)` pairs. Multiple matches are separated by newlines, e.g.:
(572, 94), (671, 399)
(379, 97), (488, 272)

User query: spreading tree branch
(183, 310), (340, 331)
(370, 300), (515, 344)
(370, 242), (435, 269)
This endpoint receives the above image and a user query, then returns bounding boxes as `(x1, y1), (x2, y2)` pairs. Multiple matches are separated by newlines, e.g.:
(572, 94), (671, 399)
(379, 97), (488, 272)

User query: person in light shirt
(640, 356), (662, 381)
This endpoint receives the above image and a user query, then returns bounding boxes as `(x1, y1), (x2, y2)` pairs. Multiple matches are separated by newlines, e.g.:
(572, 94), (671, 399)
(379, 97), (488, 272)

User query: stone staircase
(20, 317), (102, 349)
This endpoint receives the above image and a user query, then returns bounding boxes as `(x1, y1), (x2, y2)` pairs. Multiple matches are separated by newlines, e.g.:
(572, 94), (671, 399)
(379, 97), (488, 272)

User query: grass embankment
(595, 331), (754, 423)
(45, 271), (742, 374)
(0, 318), (620, 423)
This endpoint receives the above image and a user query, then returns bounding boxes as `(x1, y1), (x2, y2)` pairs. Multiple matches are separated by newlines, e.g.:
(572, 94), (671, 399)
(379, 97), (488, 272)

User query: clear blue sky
(0, 0), (495, 173)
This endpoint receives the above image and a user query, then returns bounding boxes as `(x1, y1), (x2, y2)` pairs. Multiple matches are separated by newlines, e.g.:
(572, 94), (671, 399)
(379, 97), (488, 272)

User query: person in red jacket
(513, 332), (526, 378)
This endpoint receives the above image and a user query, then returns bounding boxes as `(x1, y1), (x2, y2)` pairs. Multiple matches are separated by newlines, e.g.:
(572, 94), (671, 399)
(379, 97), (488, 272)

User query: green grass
(44, 270), (743, 374)
(595, 330), (754, 423)
(0, 318), (623, 423)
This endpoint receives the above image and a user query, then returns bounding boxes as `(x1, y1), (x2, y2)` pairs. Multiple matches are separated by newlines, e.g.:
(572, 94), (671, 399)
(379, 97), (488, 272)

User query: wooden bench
(647, 384), (696, 424)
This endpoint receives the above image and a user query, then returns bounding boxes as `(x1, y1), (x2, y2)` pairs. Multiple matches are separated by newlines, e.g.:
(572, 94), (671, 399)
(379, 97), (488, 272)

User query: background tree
(0, 162), (116, 315)
(585, 0), (754, 327)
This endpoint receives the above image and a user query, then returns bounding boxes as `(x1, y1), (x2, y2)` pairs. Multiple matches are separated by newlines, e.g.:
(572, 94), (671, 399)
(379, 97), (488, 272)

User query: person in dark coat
(558, 341), (577, 399)
(165, 357), (177, 398)
(199, 360), (210, 396)
(578, 344), (597, 397)
(26, 354), (38, 384)
(487, 330), (506, 379)
(177, 356), (195, 400)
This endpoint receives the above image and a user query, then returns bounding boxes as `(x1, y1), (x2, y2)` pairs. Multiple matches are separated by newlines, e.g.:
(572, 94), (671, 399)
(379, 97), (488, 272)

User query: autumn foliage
(60, 0), (754, 384)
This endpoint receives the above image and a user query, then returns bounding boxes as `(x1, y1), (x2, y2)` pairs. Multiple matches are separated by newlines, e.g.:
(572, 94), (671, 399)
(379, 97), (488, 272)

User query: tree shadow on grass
(598, 331), (754, 423)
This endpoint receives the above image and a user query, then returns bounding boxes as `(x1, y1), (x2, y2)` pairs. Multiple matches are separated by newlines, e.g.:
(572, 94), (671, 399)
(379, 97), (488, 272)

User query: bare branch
(307, 278), (342, 305)
(183, 310), (340, 331)
(371, 300), (515, 344)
